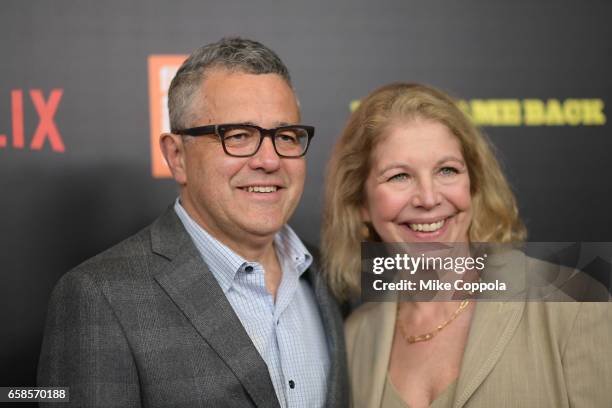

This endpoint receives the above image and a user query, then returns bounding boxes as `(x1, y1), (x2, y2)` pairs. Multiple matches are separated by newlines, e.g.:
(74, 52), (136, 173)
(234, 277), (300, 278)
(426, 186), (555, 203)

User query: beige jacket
(346, 254), (612, 407)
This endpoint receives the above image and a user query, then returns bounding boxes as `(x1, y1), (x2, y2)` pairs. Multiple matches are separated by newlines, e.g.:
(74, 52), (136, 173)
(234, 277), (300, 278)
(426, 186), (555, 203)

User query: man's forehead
(200, 68), (292, 92)
(193, 69), (300, 125)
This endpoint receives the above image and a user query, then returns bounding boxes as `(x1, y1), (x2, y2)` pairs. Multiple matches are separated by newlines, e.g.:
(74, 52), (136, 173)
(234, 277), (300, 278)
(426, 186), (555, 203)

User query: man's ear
(160, 133), (188, 184)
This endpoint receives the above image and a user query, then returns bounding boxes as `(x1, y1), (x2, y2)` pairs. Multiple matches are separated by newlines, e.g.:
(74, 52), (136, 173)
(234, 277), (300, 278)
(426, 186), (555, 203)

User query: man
(38, 37), (348, 408)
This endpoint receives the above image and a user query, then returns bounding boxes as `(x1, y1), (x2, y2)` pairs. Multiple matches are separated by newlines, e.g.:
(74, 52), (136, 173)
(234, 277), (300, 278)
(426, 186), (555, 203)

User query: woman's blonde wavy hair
(322, 83), (526, 302)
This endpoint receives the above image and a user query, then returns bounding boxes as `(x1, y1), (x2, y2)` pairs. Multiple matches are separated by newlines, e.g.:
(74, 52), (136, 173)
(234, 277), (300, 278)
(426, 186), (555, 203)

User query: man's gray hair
(168, 37), (292, 131)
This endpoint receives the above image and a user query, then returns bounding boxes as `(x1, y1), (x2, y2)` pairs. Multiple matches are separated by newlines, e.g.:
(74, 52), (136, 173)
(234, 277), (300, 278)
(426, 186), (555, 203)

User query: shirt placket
(274, 256), (303, 407)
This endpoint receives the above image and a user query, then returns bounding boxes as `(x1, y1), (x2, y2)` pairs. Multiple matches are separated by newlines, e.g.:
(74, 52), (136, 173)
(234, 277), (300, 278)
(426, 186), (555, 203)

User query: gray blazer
(38, 207), (348, 407)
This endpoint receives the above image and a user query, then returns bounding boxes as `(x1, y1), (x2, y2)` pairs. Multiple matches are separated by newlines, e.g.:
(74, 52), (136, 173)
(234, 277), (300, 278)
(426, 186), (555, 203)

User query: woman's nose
(411, 178), (441, 209)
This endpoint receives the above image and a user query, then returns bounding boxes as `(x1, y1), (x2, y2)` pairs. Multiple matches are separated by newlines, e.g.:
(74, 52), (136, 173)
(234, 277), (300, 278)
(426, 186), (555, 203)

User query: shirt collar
(173, 198), (312, 292)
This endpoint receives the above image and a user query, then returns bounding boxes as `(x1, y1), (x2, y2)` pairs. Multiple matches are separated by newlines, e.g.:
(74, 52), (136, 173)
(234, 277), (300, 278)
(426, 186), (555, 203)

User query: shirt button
(288, 380), (295, 389)
(244, 265), (254, 273)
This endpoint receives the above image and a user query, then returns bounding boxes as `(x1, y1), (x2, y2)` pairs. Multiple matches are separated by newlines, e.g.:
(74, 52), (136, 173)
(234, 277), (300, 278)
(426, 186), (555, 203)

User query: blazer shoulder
(524, 254), (611, 301)
(345, 302), (381, 330)
(61, 222), (156, 287)
(345, 302), (389, 352)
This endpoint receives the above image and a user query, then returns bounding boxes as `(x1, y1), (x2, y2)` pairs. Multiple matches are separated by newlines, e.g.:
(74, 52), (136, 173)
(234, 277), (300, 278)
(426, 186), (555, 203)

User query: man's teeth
(245, 186), (278, 193)
(408, 219), (445, 232)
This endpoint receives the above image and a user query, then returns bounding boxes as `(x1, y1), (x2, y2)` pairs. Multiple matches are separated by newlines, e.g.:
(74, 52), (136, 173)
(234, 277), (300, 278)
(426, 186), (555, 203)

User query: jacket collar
(353, 250), (529, 408)
(354, 300), (525, 408)
(303, 250), (349, 407)
(149, 207), (281, 408)
(452, 301), (524, 407)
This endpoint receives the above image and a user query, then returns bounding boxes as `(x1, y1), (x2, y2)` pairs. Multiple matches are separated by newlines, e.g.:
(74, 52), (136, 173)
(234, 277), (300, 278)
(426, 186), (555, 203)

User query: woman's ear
(360, 204), (371, 223)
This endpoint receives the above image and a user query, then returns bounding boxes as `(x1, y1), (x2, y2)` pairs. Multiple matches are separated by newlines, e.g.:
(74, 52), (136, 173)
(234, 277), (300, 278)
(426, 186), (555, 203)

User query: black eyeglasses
(172, 124), (315, 158)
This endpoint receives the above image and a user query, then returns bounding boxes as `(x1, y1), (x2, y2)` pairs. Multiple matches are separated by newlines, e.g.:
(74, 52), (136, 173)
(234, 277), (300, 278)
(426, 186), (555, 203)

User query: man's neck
(179, 197), (277, 259)
(205, 224), (284, 300)
(179, 198), (284, 298)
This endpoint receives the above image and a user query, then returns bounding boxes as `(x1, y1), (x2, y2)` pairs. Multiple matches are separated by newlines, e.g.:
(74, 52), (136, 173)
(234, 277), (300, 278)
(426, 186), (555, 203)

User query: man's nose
(411, 178), (441, 209)
(248, 136), (281, 172)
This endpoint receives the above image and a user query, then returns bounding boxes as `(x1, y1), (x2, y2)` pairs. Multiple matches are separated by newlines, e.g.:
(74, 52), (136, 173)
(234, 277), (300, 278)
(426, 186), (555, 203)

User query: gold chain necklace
(396, 299), (471, 344)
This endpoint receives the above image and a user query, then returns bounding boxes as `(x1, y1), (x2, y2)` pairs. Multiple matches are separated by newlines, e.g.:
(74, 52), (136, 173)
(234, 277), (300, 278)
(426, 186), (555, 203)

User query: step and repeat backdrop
(1, 0), (611, 388)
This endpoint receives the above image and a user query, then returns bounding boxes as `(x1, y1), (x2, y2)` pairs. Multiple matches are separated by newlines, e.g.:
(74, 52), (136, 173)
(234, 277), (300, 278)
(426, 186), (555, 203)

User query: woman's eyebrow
(436, 156), (466, 166)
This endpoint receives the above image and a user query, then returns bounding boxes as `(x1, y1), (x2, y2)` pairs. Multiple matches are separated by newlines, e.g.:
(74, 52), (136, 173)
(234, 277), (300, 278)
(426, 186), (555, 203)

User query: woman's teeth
(408, 219), (445, 232)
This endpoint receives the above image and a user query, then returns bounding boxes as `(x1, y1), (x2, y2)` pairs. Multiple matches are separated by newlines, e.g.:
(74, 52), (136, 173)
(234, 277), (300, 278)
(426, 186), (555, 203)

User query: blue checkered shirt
(174, 200), (330, 408)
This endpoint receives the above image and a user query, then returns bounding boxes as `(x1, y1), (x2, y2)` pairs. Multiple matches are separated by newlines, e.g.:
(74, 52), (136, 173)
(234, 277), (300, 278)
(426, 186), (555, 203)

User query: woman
(322, 83), (611, 407)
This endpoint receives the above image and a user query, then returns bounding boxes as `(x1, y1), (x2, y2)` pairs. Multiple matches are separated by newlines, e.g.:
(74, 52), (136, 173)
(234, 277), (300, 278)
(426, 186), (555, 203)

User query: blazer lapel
(349, 301), (396, 408)
(369, 301), (398, 408)
(304, 255), (349, 408)
(150, 208), (280, 408)
(453, 251), (528, 408)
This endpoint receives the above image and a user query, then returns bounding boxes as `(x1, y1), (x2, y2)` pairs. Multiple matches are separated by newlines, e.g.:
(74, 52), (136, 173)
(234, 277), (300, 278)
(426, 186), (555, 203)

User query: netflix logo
(0, 89), (65, 153)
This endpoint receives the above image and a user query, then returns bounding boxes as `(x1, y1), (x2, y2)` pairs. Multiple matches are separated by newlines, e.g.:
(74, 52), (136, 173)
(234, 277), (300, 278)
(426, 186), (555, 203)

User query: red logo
(0, 89), (65, 152)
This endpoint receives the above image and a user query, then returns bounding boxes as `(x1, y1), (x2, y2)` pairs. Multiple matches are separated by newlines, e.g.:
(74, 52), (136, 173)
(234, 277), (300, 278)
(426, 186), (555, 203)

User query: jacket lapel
(369, 302), (397, 408)
(453, 301), (524, 408)
(453, 251), (527, 408)
(304, 255), (349, 408)
(349, 301), (396, 408)
(150, 208), (280, 408)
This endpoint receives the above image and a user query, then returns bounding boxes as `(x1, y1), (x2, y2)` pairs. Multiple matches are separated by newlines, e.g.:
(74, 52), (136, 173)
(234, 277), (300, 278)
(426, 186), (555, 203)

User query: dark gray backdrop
(1, 0), (611, 390)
